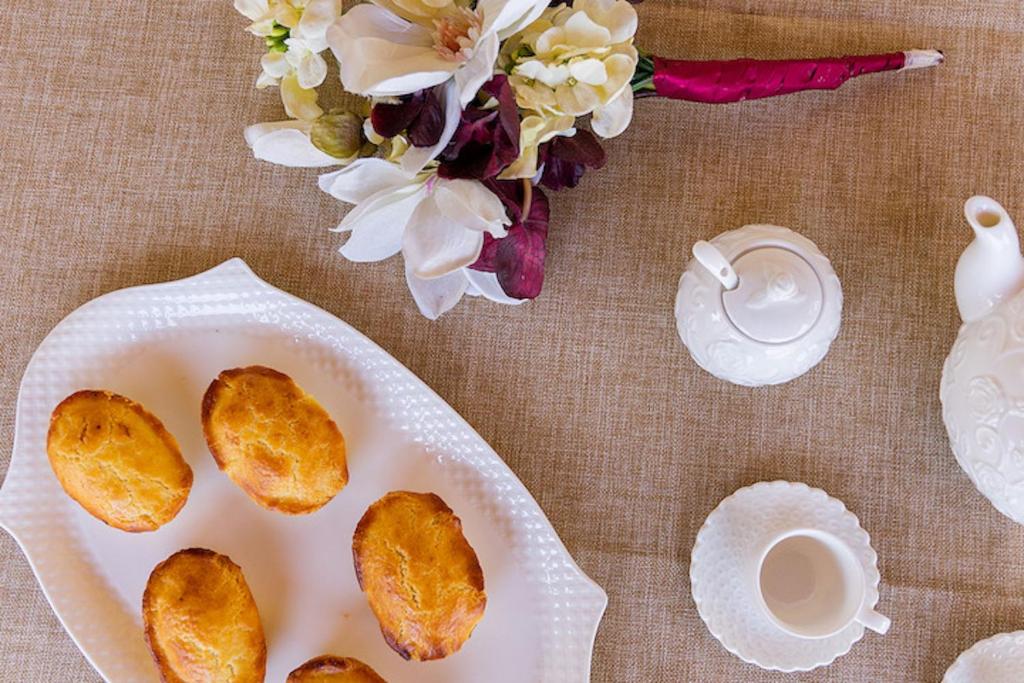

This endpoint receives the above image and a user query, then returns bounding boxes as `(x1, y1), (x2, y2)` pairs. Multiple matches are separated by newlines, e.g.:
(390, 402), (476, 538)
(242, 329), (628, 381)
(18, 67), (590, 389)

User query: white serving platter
(0, 258), (606, 682)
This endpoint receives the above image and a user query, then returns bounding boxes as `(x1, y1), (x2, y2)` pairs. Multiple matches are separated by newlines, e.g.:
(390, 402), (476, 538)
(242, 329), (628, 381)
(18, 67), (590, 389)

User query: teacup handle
(856, 606), (891, 635)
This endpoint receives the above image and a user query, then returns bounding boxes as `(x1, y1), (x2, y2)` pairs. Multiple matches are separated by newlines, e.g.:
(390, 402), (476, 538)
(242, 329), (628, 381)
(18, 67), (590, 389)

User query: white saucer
(944, 631), (1024, 682)
(690, 481), (885, 672)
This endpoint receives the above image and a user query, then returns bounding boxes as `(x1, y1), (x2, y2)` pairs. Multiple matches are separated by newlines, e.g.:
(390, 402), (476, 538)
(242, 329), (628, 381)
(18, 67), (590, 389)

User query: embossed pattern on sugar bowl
(941, 290), (1024, 525)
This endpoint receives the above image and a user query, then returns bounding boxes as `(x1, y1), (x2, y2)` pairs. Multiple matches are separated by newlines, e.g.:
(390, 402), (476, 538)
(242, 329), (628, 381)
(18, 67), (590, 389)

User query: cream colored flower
(499, 112), (575, 179)
(503, 0), (638, 138)
(236, 0), (341, 120)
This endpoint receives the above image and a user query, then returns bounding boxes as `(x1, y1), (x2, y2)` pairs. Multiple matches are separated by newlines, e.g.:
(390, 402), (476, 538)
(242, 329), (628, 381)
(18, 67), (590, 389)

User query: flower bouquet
(236, 0), (941, 318)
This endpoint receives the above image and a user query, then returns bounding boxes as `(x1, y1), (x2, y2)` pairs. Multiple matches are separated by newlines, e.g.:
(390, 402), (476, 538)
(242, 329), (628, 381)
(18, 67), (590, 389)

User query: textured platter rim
(0, 257), (608, 682)
(689, 480), (881, 673)
(943, 630), (1024, 682)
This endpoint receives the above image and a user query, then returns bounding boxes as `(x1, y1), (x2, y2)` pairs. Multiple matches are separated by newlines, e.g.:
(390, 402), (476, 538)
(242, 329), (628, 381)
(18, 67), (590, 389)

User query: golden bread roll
(201, 366), (348, 514)
(143, 548), (266, 683)
(46, 390), (192, 532)
(286, 655), (387, 682)
(352, 491), (486, 661)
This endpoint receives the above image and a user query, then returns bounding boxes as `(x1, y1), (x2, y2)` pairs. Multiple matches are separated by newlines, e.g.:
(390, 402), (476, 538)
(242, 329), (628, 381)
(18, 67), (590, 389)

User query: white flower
(318, 158), (522, 317)
(327, 0), (549, 106)
(237, 0), (341, 120)
(244, 120), (352, 167)
(504, 0), (638, 138)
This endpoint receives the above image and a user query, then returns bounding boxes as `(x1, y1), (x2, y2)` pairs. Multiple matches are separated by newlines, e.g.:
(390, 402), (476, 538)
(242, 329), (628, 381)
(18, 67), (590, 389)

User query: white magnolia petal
(280, 73), (323, 121)
(328, 5), (456, 97)
(494, 0), (551, 39)
(433, 179), (510, 236)
(464, 277), (483, 297)
(591, 83), (633, 138)
(261, 51), (291, 78)
(464, 268), (527, 305)
(296, 0), (340, 45)
(319, 158), (416, 203)
(296, 51), (328, 89)
(245, 121), (341, 167)
(235, 0), (269, 21)
(479, 0), (548, 37)
(404, 266), (468, 319)
(454, 30), (500, 106)
(569, 58), (608, 86)
(400, 80), (460, 175)
(403, 195), (485, 279)
(337, 187), (426, 261)
(245, 119), (310, 146)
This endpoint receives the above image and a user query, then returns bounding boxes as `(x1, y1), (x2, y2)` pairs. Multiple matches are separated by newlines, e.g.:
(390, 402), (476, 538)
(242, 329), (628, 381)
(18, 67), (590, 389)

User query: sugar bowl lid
(675, 225), (843, 386)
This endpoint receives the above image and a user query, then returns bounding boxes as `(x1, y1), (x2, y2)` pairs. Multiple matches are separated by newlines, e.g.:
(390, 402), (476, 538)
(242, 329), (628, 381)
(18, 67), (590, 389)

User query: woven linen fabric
(3, 0), (1024, 680)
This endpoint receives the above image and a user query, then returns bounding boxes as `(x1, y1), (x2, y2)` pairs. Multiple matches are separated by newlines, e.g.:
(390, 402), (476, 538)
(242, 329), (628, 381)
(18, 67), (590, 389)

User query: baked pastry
(286, 655), (387, 682)
(201, 366), (348, 514)
(352, 491), (486, 661)
(143, 548), (266, 682)
(46, 390), (192, 532)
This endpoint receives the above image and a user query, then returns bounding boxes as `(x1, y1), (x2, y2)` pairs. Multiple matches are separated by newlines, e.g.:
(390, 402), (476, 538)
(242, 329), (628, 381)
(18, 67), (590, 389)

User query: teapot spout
(955, 196), (1024, 322)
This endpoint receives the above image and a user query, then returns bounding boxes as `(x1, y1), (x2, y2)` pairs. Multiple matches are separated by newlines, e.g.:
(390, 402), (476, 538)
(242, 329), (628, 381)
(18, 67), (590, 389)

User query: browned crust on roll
(199, 366), (290, 470)
(286, 655), (387, 682)
(47, 390), (192, 532)
(143, 548), (266, 683)
(201, 365), (348, 514)
(352, 491), (486, 661)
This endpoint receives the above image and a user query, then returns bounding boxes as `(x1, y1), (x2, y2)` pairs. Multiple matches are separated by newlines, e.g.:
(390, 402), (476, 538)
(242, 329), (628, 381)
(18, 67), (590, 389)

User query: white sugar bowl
(674, 225), (843, 387)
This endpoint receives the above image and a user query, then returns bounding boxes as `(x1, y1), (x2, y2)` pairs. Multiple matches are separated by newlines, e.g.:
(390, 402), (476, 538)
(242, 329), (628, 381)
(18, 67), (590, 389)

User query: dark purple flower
(438, 75), (520, 180)
(370, 86), (445, 147)
(539, 129), (607, 191)
(470, 179), (550, 299)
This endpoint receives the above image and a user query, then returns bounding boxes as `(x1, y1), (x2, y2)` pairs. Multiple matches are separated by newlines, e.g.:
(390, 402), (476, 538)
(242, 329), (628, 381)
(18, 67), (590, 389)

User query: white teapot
(941, 196), (1024, 524)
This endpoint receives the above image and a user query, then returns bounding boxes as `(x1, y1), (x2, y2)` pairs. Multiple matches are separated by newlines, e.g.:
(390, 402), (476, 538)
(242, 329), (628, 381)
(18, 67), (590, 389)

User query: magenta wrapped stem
(652, 50), (943, 104)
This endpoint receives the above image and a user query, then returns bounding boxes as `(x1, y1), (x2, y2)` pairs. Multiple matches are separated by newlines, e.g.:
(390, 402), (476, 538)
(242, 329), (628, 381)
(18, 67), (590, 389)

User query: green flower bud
(311, 110), (365, 160)
(269, 23), (289, 38)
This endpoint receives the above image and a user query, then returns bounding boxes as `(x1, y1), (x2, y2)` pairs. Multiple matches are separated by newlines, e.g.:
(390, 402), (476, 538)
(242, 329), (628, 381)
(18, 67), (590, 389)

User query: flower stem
(631, 53), (657, 95)
(521, 178), (533, 219)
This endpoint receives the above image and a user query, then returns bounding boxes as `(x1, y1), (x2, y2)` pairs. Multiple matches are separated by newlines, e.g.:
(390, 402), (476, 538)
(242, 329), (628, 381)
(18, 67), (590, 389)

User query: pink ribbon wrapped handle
(652, 50), (942, 104)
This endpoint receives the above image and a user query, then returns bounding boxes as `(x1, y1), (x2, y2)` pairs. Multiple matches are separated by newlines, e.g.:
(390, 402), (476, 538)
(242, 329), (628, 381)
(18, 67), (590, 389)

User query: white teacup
(754, 528), (891, 639)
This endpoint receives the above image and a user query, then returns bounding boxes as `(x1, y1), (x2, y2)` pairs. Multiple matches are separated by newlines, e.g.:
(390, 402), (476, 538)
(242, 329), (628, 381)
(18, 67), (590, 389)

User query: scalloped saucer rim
(690, 480), (885, 672)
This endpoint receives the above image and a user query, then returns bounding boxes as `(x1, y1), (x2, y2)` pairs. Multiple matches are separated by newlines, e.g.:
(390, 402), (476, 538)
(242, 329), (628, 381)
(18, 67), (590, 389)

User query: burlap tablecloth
(4, 0), (1024, 680)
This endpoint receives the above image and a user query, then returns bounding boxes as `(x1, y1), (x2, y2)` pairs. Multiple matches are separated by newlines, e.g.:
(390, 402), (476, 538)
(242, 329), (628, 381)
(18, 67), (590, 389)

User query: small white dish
(690, 481), (886, 671)
(944, 631), (1024, 682)
(0, 258), (606, 682)
(675, 225), (843, 387)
